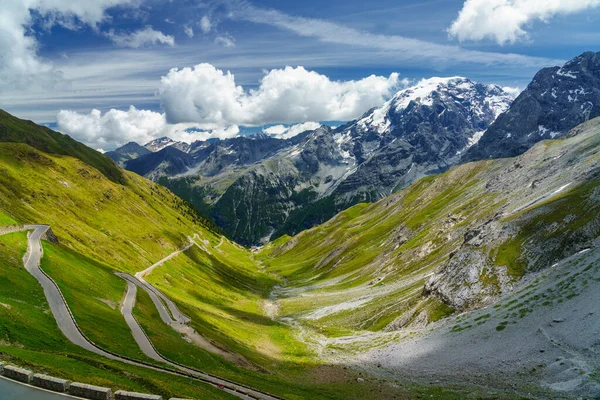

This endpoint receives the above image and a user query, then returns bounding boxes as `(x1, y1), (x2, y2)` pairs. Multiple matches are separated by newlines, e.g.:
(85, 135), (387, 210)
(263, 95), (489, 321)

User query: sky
(1, 0), (599, 150)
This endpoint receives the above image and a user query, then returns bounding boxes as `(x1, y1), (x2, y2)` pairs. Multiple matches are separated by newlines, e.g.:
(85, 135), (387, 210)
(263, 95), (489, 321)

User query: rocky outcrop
(424, 249), (512, 311)
(464, 51), (600, 162)
(41, 227), (59, 244)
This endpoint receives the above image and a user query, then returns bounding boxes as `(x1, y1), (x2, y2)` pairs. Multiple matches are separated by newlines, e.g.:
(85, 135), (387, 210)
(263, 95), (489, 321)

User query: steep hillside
(0, 143), (213, 271)
(0, 120), (429, 399)
(0, 109), (125, 184)
(1, 110), (599, 398)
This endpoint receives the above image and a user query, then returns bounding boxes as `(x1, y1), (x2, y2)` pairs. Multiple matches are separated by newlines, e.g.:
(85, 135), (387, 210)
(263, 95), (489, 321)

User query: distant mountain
(144, 137), (190, 153)
(118, 77), (512, 245)
(126, 146), (195, 181)
(105, 142), (151, 167)
(0, 109), (124, 184)
(464, 51), (600, 161)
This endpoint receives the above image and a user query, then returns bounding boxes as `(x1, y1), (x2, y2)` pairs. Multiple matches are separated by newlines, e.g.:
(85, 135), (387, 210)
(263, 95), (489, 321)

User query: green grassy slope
(40, 241), (157, 362)
(0, 110), (598, 399)
(0, 139), (416, 398)
(0, 142), (212, 272)
(0, 110), (124, 184)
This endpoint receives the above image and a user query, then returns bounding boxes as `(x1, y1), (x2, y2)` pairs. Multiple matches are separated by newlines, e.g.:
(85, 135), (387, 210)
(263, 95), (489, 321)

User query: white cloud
(159, 63), (404, 127)
(448, 0), (600, 45)
(106, 26), (175, 48)
(214, 35), (236, 47)
(183, 25), (194, 38)
(200, 15), (212, 33)
(56, 106), (239, 149)
(502, 86), (522, 97)
(264, 121), (321, 139)
(0, 0), (138, 89)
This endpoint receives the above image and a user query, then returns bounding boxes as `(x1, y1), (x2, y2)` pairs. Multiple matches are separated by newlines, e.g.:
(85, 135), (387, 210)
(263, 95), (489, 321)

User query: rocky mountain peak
(144, 137), (190, 153)
(464, 51), (600, 162)
(353, 77), (513, 140)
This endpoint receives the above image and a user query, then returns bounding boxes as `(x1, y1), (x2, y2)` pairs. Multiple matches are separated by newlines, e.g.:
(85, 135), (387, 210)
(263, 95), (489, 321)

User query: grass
(0, 143), (213, 273)
(0, 109), (124, 184)
(40, 240), (156, 363)
(255, 162), (499, 336)
(0, 212), (16, 225)
(133, 277), (404, 400)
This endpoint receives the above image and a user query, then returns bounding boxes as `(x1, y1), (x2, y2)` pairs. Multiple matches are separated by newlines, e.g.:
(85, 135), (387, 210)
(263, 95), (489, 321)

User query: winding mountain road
(134, 242), (192, 324)
(9, 225), (282, 400)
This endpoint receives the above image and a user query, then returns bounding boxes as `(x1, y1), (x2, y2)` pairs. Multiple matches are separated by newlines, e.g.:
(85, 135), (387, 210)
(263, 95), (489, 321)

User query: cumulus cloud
(0, 0), (138, 89)
(264, 121), (321, 139)
(159, 63), (403, 127)
(200, 15), (212, 33)
(502, 86), (522, 97)
(56, 106), (239, 149)
(448, 0), (600, 45)
(106, 26), (175, 48)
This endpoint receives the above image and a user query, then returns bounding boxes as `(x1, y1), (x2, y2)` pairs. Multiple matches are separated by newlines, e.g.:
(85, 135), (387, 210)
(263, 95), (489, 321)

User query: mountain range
(108, 52), (600, 246)
(110, 77), (513, 245)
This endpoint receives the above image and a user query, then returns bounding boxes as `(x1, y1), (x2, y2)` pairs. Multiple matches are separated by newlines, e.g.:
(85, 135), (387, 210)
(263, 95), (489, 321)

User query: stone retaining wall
(0, 225), (25, 236)
(0, 362), (194, 400)
(115, 390), (162, 400)
(32, 373), (70, 393)
(3, 365), (33, 383)
(69, 382), (113, 400)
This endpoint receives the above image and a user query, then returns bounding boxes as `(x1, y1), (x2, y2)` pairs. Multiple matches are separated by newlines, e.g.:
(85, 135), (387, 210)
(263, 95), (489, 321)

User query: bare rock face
(42, 228), (59, 244)
(424, 249), (512, 311)
(464, 51), (600, 162)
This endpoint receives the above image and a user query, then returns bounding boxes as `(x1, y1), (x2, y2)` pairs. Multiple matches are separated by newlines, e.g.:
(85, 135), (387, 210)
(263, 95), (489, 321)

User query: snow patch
(557, 68), (578, 79)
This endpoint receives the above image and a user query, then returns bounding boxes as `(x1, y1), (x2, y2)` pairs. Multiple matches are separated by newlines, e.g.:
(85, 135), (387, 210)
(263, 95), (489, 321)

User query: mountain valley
(0, 51), (599, 400)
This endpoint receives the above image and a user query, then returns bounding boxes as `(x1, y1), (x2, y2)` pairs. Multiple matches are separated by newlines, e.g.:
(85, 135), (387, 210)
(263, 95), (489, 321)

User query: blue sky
(1, 0), (599, 149)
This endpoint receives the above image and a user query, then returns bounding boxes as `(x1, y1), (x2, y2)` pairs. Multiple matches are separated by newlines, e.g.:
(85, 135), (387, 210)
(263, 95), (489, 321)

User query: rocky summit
(464, 51), (600, 161)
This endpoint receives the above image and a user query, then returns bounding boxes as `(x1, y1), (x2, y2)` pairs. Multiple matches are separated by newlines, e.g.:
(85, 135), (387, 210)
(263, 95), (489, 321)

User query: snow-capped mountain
(144, 137), (190, 153)
(313, 77), (513, 203)
(355, 77), (511, 136)
(464, 51), (600, 162)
